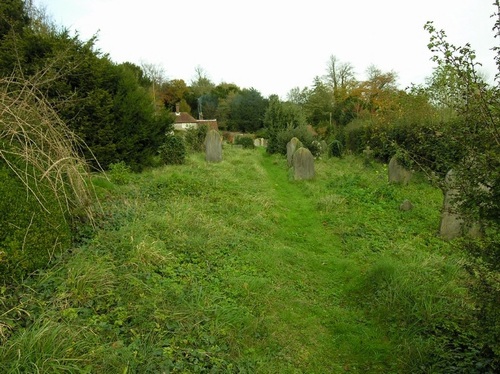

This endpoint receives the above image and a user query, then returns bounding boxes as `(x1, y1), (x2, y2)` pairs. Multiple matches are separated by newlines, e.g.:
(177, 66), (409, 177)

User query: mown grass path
(240, 152), (392, 373)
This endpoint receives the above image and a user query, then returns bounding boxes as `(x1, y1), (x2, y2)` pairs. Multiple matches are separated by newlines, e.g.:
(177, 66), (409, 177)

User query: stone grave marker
(293, 147), (315, 180)
(287, 137), (302, 167)
(388, 156), (412, 185)
(205, 129), (222, 163)
(399, 199), (413, 211)
(439, 169), (481, 240)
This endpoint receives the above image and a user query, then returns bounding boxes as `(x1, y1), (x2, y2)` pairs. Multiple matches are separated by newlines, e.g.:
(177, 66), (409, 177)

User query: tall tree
(162, 79), (190, 112)
(228, 88), (267, 132)
(324, 55), (356, 94)
(141, 61), (167, 111)
(286, 86), (309, 106)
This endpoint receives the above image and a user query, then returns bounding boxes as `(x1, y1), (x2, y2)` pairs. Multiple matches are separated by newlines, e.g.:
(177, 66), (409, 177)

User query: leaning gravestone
(287, 137), (302, 167)
(439, 169), (481, 240)
(388, 156), (412, 185)
(293, 147), (315, 180)
(205, 129), (222, 163)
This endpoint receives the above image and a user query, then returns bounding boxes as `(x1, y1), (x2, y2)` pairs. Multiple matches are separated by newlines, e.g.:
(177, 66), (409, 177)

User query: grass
(0, 146), (472, 373)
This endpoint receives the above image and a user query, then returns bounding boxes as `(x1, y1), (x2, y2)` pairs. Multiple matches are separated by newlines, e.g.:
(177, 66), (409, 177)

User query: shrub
(184, 125), (208, 152)
(0, 163), (71, 283)
(235, 136), (255, 149)
(269, 126), (315, 155)
(107, 161), (132, 185)
(329, 140), (343, 158)
(159, 134), (187, 165)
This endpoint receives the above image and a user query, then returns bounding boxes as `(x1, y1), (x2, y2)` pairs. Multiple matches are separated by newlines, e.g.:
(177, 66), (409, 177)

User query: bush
(269, 126), (315, 155)
(344, 119), (464, 177)
(329, 140), (343, 158)
(235, 136), (255, 149)
(159, 134), (187, 165)
(184, 125), (208, 152)
(107, 161), (132, 185)
(0, 164), (71, 283)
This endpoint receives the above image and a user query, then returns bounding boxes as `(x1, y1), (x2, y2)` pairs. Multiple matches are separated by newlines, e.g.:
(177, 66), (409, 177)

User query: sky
(34, 0), (498, 99)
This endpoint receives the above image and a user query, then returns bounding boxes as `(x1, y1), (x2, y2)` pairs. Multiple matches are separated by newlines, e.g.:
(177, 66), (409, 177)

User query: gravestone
(205, 129), (222, 163)
(293, 147), (315, 180)
(439, 169), (481, 240)
(320, 140), (328, 155)
(388, 156), (412, 185)
(286, 137), (302, 167)
(399, 199), (413, 211)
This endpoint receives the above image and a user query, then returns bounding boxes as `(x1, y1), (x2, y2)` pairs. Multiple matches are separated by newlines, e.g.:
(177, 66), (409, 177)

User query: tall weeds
(0, 72), (97, 223)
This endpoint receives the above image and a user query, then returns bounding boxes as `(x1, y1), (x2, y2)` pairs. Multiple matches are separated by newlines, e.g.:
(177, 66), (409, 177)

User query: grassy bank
(0, 147), (471, 373)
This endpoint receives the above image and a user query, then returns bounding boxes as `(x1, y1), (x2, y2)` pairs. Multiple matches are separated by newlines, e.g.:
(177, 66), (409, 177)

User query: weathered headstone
(439, 169), (481, 240)
(293, 147), (315, 180)
(399, 199), (413, 211)
(205, 129), (222, 163)
(253, 137), (267, 147)
(363, 146), (374, 166)
(388, 156), (412, 185)
(320, 140), (328, 155)
(286, 137), (302, 167)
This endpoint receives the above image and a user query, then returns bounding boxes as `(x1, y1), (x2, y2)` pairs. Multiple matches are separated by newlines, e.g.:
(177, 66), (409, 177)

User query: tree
(0, 0), (29, 40)
(140, 61), (167, 111)
(228, 88), (267, 132)
(425, 20), (499, 225)
(303, 77), (333, 126)
(161, 79), (190, 112)
(324, 55), (356, 96)
(421, 14), (500, 370)
(286, 86), (309, 106)
(264, 95), (307, 154)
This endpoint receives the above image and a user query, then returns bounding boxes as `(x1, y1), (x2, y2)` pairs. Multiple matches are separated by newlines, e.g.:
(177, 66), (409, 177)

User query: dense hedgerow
(344, 119), (464, 178)
(0, 163), (71, 283)
(234, 136), (255, 149)
(159, 134), (187, 165)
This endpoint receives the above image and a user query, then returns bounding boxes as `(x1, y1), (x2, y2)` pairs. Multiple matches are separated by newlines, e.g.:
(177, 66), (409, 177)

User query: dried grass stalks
(0, 74), (97, 223)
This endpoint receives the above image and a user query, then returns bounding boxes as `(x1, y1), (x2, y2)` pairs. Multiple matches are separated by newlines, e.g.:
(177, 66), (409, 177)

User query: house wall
(174, 122), (198, 131)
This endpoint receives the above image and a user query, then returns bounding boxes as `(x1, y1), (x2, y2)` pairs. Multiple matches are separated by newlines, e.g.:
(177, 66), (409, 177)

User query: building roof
(173, 112), (198, 124)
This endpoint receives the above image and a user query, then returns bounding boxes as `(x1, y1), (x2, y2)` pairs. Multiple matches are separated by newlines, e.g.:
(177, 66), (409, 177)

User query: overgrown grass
(0, 147), (472, 373)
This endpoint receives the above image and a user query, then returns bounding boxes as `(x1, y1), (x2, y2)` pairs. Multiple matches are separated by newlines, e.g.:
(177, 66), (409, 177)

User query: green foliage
(0, 149), (482, 372)
(234, 136), (255, 149)
(228, 88), (267, 132)
(107, 161), (132, 185)
(270, 125), (315, 156)
(0, 164), (71, 283)
(0, 0), (29, 39)
(0, 9), (173, 171)
(184, 125), (208, 152)
(159, 134), (187, 165)
(264, 95), (308, 154)
(344, 116), (464, 179)
(0, 320), (97, 373)
(329, 139), (343, 158)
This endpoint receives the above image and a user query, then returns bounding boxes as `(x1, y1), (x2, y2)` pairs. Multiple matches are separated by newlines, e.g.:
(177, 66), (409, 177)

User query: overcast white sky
(35, 0), (498, 98)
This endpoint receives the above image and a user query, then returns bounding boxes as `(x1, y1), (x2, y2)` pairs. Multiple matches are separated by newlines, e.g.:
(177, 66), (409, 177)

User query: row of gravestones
(286, 137), (315, 180)
(204, 129), (475, 241)
(388, 156), (480, 240)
